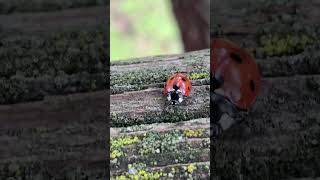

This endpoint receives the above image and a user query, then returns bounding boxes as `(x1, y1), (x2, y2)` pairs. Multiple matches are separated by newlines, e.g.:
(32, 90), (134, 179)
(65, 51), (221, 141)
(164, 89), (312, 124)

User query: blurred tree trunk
(171, 0), (210, 52)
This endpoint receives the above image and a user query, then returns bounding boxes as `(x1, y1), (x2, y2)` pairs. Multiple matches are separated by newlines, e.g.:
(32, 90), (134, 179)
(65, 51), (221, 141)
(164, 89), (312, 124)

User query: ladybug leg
(211, 92), (240, 137)
(167, 93), (171, 102)
(176, 89), (184, 103)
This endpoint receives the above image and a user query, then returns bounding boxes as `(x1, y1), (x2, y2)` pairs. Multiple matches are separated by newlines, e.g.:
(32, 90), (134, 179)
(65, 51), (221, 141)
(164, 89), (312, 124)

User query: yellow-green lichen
(112, 163), (164, 180)
(110, 136), (139, 159)
(112, 171), (163, 180)
(189, 72), (209, 80)
(257, 34), (317, 57)
(111, 150), (122, 159)
(111, 136), (140, 149)
(187, 164), (197, 174)
(184, 128), (204, 138)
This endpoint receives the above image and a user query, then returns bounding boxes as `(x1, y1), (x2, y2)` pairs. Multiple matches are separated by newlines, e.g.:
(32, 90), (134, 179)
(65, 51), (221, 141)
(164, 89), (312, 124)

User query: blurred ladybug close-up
(211, 38), (262, 135)
(164, 73), (192, 105)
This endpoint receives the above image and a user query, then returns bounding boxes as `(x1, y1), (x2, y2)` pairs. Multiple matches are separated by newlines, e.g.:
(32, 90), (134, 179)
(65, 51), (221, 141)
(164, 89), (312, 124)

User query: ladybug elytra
(164, 73), (192, 105)
(211, 38), (261, 111)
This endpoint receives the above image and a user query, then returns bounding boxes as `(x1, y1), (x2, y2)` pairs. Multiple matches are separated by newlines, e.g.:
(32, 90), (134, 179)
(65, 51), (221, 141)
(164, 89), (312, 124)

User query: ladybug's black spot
(250, 80), (255, 92)
(173, 84), (179, 91)
(181, 78), (186, 81)
(230, 52), (243, 64)
(187, 86), (190, 90)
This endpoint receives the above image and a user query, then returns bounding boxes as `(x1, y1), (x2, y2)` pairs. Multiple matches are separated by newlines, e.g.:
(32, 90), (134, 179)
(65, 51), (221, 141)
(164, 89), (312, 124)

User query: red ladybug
(164, 73), (192, 105)
(211, 38), (261, 111)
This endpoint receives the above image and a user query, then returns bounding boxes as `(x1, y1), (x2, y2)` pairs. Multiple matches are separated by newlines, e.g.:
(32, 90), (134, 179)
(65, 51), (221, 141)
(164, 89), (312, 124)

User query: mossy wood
(110, 118), (210, 179)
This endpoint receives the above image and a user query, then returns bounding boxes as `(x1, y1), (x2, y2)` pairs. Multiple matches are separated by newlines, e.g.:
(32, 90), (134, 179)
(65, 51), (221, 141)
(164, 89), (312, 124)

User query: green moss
(111, 106), (209, 127)
(0, 24), (108, 104)
(0, 25), (107, 78)
(0, 72), (108, 104)
(138, 130), (183, 156)
(111, 67), (180, 89)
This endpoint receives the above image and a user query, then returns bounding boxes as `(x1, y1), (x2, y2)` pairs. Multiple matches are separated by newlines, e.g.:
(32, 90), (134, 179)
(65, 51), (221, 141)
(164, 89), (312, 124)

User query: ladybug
(211, 38), (261, 111)
(164, 73), (192, 105)
(211, 38), (261, 135)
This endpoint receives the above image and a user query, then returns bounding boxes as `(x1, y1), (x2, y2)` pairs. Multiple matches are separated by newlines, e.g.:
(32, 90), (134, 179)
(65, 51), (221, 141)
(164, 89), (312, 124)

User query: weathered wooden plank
(110, 119), (210, 179)
(111, 50), (209, 74)
(211, 0), (320, 36)
(111, 118), (209, 137)
(0, 90), (108, 178)
(0, 6), (108, 34)
(111, 50), (210, 95)
(0, 90), (108, 129)
(110, 85), (210, 127)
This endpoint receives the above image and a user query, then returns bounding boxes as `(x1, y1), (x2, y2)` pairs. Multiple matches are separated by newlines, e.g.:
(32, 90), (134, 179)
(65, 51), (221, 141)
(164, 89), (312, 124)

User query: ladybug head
(167, 85), (184, 105)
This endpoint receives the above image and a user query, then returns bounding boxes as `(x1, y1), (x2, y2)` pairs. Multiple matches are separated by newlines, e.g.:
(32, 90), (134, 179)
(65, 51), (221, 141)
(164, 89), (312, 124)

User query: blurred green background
(110, 0), (183, 61)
